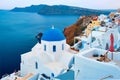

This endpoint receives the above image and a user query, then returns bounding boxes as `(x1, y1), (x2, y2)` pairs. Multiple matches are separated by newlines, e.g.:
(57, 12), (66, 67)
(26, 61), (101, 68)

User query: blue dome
(41, 28), (65, 41)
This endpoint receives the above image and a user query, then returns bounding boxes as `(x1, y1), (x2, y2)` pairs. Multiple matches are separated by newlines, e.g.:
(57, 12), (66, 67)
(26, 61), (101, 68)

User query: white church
(20, 27), (74, 78)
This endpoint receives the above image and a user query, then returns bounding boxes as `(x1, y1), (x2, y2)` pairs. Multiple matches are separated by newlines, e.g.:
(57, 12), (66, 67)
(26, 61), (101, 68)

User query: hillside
(11, 4), (111, 15)
(64, 16), (92, 45)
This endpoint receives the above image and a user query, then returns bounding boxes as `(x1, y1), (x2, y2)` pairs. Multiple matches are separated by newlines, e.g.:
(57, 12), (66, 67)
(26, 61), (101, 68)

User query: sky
(0, 0), (120, 10)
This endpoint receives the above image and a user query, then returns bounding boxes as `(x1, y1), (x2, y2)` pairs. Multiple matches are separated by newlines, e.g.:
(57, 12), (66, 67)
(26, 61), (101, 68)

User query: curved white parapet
(75, 49), (120, 80)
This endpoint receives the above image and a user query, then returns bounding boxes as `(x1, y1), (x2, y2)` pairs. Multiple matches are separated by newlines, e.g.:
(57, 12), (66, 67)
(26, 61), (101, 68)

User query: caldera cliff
(64, 16), (93, 46)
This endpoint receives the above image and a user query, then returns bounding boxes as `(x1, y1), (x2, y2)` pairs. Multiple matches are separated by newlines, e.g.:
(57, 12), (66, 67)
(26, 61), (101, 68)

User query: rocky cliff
(64, 16), (93, 46)
(11, 4), (111, 15)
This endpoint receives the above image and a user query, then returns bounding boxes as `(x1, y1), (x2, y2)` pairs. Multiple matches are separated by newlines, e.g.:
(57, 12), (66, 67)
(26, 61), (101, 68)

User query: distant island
(11, 4), (115, 15)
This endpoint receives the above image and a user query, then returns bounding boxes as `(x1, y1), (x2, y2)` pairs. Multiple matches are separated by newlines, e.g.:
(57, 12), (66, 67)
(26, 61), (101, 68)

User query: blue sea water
(0, 10), (79, 77)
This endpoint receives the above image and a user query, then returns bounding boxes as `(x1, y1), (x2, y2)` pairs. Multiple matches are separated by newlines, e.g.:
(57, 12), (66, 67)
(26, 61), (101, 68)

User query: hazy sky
(0, 0), (120, 10)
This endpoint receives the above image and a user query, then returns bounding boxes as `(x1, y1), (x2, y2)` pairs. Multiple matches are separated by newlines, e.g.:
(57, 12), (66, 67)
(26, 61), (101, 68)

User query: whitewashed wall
(75, 49), (120, 80)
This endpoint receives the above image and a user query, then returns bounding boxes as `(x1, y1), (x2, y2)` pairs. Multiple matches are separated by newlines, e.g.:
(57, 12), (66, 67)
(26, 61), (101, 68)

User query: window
(44, 45), (46, 51)
(35, 62), (38, 69)
(62, 44), (64, 50)
(53, 45), (56, 52)
(92, 37), (96, 42)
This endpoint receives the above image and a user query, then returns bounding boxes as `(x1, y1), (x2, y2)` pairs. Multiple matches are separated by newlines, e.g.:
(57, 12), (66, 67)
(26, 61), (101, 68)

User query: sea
(0, 10), (79, 77)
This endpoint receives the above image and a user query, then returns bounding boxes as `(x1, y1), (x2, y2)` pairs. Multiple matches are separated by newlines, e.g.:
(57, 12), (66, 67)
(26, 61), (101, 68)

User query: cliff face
(11, 4), (111, 15)
(64, 16), (92, 46)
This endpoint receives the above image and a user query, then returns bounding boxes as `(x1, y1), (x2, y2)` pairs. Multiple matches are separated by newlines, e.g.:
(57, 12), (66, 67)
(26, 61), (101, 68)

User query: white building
(98, 14), (108, 22)
(20, 27), (74, 78)
(75, 48), (120, 80)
